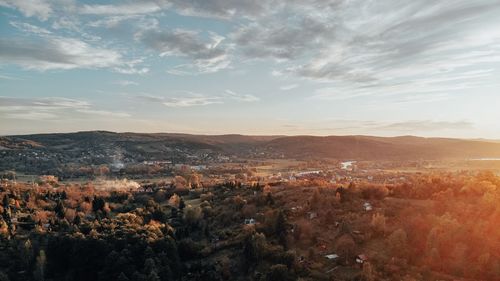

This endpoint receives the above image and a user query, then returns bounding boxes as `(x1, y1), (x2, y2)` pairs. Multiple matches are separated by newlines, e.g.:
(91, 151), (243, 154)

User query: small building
(363, 202), (373, 211)
(244, 218), (256, 225)
(325, 254), (339, 260)
(307, 212), (318, 220)
(356, 254), (368, 264)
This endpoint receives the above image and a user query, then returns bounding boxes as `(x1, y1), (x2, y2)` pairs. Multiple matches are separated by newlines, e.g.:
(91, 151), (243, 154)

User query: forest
(1, 170), (500, 280)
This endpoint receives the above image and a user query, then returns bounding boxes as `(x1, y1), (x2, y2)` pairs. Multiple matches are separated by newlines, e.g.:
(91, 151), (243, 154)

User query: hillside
(2, 132), (500, 174)
(263, 135), (500, 160)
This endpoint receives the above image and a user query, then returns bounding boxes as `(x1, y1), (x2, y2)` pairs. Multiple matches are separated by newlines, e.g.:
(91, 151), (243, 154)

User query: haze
(1, 0), (500, 138)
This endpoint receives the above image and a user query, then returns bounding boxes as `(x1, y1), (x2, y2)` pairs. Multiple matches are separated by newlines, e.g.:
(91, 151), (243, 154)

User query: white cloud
(0, 37), (122, 71)
(0, 74), (20, 80)
(80, 2), (164, 15)
(162, 96), (222, 107)
(0, 0), (52, 20)
(0, 96), (130, 120)
(224, 90), (259, 102)
(113, 80), (139, 86)
(0, 33), (148, 74)
(76, 109), (131, 118)
(138, 28), (230, 74)
(135, 93), (222, 107)
(280, 84), (298, 91)
(135, 89), (259, 108)
(9, 21), (52, 34)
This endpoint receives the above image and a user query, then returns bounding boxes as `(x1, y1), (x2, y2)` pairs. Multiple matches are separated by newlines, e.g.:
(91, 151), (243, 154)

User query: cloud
(80, 2), (165, 16)
(278, 119), (475, 135)
(0, 96), (90, 108)
(135, 89), (259, 108)
(280, 84), (298, 91)
(224, 90), (259, 102)
(231, 14), (333, 60)
(162, 96), (222, 107)
(139, 28), (230, 73)
(0, 0), (52, 20)
(377, 121), (474, 132)
(165, 0), (270, 19)
(0, 96), (130, 120)
(135, 93), (222, 107)
(0, 34), (148, 74)
(0, 74), (20, 80)
(10, 21), (52, 35)
(226, 0), (500, 101)
(113, 80), (139, 86)
(76, 109), (131, 118)
(0, 96), (89, 120)
(290, 1), (500, 97)
(0, 37), (120, 70)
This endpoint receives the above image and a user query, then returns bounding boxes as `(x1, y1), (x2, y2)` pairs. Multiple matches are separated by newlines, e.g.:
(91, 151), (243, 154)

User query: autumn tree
(168, 194), (180, 208)
(335, 234), (356, 264)
(371, 213), (386, 236)
(388, 228), (408, 258)
(362, 262), (375, 281)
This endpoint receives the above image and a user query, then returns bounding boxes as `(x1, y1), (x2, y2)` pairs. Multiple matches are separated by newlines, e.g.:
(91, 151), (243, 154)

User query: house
(244, 218), (256, 225)
(356, 254), (368, 264)
(325, 254), (339, 260)
(363, 202), (373, 211)
(307, 212), (318, 220)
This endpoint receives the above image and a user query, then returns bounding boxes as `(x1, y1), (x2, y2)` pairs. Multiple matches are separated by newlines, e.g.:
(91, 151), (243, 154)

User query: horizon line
(2, 130), (499, 142)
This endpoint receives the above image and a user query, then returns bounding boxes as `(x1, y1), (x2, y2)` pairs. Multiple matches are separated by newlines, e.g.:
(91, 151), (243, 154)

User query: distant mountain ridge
(2, 131), (500, 161)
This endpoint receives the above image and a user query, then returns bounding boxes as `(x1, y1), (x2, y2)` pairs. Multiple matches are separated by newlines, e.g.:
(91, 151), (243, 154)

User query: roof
(357, 254), (368, 260)
(325, 254), (339, 260)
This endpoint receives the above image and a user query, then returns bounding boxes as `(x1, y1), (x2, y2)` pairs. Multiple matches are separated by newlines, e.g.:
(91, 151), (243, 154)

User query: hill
(263, 135), (500, 160)
(2, 132), (500, 175)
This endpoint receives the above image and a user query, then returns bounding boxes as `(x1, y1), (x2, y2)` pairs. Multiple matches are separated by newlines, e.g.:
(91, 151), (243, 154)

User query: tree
(243, 233), (266, 270)
(54, 200), (65, 219)
(450, 243), (467, 276)
(362, 262), (374, 281)
(183, 206), (202, 227)
(92, 196), (105, 213)
(117, 272), (129, 281)
(266, 264), (290, 281)
(73, 214), (81, 225)
(147, 271), (160, 281)
(323, 210), (334, 225)
(427, 247), (441, 271)
(371, 213), (386, 236)
(2, 195), (9, 208)
(266, 192), (274, 205)
(34, 250), (46, 281)
(388, 229), (408, 258)
(310, 188), (320, 209)
(0, 218), (9, 238)
(178, 197), (185, 210)
(275, 210), (288, 249)
(168, 194), (180, 208)
(144, 258), (157, 276)
(335, 234), (356, 264)
(173, 176), (187, 189)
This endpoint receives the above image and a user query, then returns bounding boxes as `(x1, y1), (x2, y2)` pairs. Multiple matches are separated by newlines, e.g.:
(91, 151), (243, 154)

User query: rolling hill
(2, 131), (500, 163)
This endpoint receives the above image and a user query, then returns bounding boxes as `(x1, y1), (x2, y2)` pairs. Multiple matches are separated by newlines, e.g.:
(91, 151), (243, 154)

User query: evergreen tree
(275, 210), (288, 249)
(179, 198), (185, 210)
(54, 200), (65, 219)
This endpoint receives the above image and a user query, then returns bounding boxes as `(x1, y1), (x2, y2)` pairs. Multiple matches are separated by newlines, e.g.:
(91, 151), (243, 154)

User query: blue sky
(1, 0), (500, 138)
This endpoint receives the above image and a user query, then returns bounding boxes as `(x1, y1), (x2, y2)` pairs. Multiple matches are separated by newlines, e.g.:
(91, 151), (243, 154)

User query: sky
(1, 0), (500, 138)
